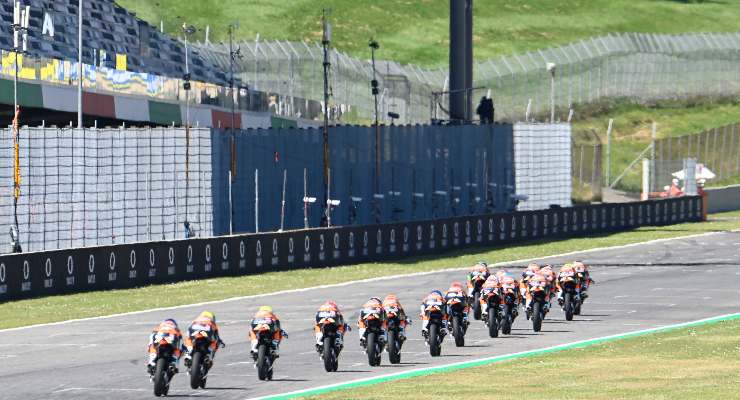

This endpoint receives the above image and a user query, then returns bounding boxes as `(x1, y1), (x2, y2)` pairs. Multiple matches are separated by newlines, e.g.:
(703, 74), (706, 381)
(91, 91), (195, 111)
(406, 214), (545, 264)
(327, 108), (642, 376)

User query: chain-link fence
(654, 123), (740, 186)
(195, 32), (740, 125)
(0, 127), (213, 253)
(572, 143), (603, 202)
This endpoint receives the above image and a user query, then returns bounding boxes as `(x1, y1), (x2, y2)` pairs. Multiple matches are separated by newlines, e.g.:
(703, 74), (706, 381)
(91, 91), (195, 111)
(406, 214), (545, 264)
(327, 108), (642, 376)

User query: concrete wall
(706, 184), (740, 213)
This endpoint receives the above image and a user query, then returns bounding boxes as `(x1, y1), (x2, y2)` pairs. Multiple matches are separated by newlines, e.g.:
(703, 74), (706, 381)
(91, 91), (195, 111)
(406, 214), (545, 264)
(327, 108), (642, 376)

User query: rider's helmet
(163, 319), (178, 329)
(199, 311), (215, 322)
(448, 281), (464, 292)
(430, 290), (444, 299)
(573, 261), (587, 273)
(258, 305), (273, 313)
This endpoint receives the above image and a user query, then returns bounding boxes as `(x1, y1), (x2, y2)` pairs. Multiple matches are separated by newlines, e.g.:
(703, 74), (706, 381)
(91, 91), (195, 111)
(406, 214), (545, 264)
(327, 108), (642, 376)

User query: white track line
(0, 230), (730, 334)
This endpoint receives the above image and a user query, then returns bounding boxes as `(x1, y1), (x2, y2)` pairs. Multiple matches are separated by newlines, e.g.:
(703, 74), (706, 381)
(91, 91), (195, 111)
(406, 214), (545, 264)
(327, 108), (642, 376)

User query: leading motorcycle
(422, 299), (447, 356)
(150, 333), (178, 397)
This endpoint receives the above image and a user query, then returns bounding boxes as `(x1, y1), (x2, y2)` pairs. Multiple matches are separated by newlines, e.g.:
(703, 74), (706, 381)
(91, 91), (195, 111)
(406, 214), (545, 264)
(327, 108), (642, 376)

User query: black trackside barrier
(0, 197), (703, 302)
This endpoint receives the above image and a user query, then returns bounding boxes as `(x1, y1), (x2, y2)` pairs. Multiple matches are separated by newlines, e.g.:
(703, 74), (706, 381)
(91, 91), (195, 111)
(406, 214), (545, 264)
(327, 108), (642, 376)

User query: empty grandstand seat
(0, 0), (229, 86)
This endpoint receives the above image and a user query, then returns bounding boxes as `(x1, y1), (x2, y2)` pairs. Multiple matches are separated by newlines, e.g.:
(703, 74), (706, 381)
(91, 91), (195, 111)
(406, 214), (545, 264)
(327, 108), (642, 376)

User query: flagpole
(77, 0), (83, 128)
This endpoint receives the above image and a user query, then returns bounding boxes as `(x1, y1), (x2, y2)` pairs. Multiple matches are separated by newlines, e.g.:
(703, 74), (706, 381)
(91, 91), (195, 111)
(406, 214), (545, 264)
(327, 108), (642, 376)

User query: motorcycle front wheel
(153, 358), (168, 397)
(189, 351), (203, 389)
(388, 330), (401, 364)
(256, 344), (272, 381)
(532, 301), (543, 332)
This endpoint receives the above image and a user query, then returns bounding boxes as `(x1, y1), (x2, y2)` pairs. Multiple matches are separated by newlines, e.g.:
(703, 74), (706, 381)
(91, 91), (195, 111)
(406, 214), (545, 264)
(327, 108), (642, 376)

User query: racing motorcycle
(446, 293), (468, 347)
(499, 278), (519, 335)
(527, 278), (548, 332)
(422, 298), (446, 356)
(150, 333), (178, 397)
(469, 272), (487, 320)
(559, 270), (579, 321)
(251, 318), (279, 381)
(186, 329), (215, 389)
(384, 304), (406, 364)
(480, 287), (500, 338)
(361, 307), (385, 367)
(316, 310), (342, 372)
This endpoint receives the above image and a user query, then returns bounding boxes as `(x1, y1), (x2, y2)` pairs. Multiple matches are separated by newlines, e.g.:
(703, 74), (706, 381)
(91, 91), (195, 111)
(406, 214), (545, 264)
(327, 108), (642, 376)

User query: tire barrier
(0, 196), (702, 302)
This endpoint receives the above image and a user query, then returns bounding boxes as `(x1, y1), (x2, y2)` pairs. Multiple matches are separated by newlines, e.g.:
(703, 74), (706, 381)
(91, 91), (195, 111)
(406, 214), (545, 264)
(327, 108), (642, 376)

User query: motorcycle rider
(183, 311), (225, 369)
(466, 261), (491, 298)
(383, 294), (410, 342)
(573, 261), (595, 299)
(147, 319), (184, 375)
(358, 297), (387, 348)
(420, 290), (448, 335)
(479, 274), (500, 320)
(524, 272), (549, 314)
(314, 300), (349, 352)
(556, 264), (579, 305)
(445, 281), (470, 326)
(540, 264), (558, 305)
(249, 306), (287, 360)
(520, 263), (541, 300)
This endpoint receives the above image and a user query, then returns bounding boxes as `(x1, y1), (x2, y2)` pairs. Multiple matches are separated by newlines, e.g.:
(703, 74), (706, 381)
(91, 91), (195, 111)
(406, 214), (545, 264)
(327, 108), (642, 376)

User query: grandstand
(0, 0), (227, 85)
(0, 0), (327, 127)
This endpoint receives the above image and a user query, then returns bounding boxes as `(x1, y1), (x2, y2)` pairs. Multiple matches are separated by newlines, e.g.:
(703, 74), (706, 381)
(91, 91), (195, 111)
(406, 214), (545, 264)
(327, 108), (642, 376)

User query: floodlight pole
(11, 2), (29, 253)
(181, 23), (196, 237)
(228, 23), (238, 231)
(321, 9), (331, 226)
(370, 40), (381, 224)
(78, 0), (83, 128)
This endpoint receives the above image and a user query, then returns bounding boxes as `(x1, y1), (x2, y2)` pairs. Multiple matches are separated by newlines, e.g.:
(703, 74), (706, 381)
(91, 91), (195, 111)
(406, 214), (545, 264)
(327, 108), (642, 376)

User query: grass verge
(571, 98), (740, 192)
(2, 211), (739, 330)
(306, 317), (740, 400)
(119, 0), (740, 67)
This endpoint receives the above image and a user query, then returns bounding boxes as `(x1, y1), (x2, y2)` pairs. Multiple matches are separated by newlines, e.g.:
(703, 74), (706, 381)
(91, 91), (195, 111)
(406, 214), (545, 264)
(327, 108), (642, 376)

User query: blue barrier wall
(211, 124), (514, 235)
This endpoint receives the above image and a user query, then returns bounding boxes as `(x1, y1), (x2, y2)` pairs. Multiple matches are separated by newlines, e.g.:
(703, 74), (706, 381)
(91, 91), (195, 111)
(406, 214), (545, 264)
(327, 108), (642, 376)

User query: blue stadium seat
(0, 0), (229, 86)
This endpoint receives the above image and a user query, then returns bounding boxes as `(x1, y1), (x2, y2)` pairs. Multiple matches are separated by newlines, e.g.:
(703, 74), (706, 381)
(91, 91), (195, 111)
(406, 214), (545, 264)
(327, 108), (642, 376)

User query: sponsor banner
(0, 197), (702, 301)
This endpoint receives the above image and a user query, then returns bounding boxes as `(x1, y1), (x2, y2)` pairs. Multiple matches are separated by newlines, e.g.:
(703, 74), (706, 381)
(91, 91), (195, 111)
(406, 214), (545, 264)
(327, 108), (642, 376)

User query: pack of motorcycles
(148, 275), (585, 396)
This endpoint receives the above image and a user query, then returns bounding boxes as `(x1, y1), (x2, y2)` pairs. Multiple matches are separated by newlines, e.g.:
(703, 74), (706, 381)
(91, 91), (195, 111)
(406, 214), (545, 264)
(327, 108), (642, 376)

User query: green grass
(3, 210), (740, 330)
(118, 0), (740, 67)
(571, 99), (740, 192)
(307, 317), (740, 400)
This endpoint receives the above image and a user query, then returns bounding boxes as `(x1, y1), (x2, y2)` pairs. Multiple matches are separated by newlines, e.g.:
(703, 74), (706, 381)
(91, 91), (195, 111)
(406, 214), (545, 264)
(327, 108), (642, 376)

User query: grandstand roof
(0, 0), (229, 85)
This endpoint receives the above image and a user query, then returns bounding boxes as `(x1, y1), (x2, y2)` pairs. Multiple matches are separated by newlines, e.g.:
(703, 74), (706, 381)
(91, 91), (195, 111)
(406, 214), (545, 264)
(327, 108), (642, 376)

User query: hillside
(118, 0), (740, 66)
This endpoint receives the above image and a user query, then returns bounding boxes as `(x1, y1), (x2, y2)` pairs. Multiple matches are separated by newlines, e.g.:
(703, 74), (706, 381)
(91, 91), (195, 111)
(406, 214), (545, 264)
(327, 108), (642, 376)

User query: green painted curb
(259, 313), (740, 400)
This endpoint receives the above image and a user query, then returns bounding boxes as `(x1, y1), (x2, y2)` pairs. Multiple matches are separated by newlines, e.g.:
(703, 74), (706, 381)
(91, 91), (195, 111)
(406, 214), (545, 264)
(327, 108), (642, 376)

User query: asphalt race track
(2, 231), (739, 400)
